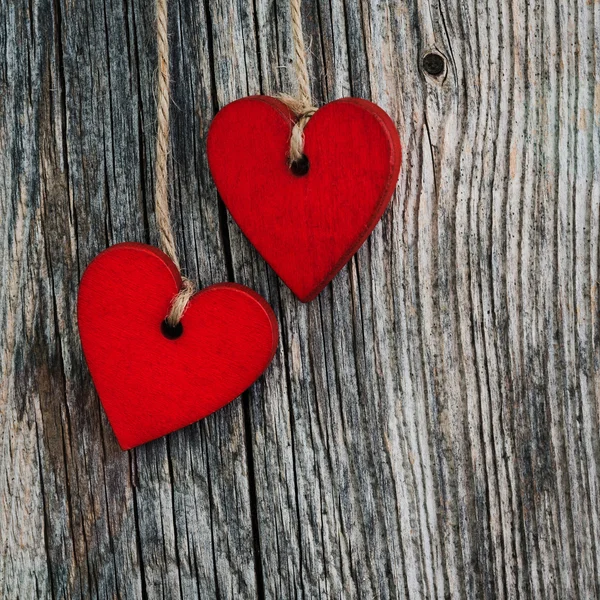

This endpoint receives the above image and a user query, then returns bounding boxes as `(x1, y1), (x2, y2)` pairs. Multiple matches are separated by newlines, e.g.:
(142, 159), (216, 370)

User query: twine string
(280, 0), (317, 164)
(155, 0), (194, 326)
(290, 0), (311, 108)
(153, 0), (314, 326)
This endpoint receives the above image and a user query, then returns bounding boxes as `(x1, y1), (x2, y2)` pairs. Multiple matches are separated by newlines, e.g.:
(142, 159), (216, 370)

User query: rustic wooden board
(1, 0), (599, 597)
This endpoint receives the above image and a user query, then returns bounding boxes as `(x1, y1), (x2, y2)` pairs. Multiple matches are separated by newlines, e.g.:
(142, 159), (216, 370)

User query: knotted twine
(278, 0), (318, 164)
(155, 0), (315, 324)
(155, 0), (194, 326)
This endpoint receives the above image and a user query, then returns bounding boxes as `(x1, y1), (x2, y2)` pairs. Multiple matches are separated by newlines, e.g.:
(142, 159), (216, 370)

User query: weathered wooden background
(1, 0), (599, 597)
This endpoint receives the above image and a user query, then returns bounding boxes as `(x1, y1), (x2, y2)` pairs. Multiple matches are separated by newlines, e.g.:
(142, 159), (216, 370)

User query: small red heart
(207, 96), (401, 302)
(77, 243), (278, 449)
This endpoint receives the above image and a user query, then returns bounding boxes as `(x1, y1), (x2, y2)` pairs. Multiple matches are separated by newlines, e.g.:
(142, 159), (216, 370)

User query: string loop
(283, 0), (317, 165)
(154, 0), (315, 325)
(155, 0), (195, 326)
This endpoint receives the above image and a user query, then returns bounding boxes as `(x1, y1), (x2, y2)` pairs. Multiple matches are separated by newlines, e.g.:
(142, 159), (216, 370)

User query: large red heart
(207, 96), (401, 302)
(77, 243), (278, 449)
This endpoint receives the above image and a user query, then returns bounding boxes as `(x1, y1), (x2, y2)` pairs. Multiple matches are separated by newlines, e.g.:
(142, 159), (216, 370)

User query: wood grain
(1, 0), (599, 597)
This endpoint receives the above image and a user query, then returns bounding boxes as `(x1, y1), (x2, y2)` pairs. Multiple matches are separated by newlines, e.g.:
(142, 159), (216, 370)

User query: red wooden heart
(77, 243), (278, 450)
(207, 96), (401, 302)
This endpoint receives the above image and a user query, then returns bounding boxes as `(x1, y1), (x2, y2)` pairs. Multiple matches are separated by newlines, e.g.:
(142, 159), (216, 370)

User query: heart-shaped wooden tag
(207, 96), (401, 302)
(77, 243), (278, 449)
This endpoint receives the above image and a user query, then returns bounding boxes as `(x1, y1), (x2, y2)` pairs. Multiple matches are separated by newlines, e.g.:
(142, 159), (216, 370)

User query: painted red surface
(207, 96), (402, 301)
(77, 243), (278, 449)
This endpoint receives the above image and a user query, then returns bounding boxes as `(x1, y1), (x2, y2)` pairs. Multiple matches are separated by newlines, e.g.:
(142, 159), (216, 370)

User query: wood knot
(422, 52), (446, 77)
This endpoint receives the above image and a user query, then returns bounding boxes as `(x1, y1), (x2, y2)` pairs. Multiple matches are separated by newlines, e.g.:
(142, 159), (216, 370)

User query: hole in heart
(289, 154), (310, 176)
(161, 319), (183, 340)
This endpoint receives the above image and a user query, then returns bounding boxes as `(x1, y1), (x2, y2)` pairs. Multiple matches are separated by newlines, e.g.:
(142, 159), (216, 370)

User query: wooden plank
(1, 0), (599, 597)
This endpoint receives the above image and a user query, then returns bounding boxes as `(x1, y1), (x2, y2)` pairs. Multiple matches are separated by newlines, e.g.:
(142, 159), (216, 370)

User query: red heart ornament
(207, 96), (401, 302)
(77, 243), (278, 449)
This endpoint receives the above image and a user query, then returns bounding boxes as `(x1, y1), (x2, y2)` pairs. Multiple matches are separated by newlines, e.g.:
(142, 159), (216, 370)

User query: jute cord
(154, 0), (314, 325)
(155, 0), (195, 326)
(281, 0), (317, 164)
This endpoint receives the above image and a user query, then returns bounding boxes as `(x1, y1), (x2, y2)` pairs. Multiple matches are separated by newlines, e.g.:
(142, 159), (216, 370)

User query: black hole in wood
(422, 53), (445, 76)
(290, 154), (310, 176)
(161, 319), (183, 340)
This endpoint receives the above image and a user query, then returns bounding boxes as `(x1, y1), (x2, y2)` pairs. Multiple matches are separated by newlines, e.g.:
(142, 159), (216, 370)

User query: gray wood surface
(1, 0), (599, 597)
